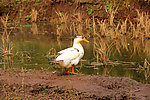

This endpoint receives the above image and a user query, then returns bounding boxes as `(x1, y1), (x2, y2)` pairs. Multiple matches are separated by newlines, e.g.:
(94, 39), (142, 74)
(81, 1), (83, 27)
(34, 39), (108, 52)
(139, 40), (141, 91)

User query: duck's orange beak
(83, 38), (89, 43)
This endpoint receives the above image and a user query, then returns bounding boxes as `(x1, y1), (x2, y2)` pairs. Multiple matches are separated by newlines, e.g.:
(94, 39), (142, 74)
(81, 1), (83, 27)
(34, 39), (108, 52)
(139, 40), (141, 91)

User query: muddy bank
(1, 0), (150, 22)
(0, 68), (150, 99)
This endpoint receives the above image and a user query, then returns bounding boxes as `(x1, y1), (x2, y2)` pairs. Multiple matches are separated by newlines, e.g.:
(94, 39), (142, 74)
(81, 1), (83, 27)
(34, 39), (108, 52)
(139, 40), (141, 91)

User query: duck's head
(74, 36), (89, 44)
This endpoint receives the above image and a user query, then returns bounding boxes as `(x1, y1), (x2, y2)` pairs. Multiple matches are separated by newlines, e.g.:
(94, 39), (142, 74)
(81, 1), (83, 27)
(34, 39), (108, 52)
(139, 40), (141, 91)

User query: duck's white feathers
(55, 36), (89, 69)
(56, 48), (80, 68)
(58, 47), (74, 54)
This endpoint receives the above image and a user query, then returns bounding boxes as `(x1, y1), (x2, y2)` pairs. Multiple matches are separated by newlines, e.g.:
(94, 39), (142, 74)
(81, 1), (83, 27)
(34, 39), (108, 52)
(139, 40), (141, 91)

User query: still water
(0, 22), (150, 84)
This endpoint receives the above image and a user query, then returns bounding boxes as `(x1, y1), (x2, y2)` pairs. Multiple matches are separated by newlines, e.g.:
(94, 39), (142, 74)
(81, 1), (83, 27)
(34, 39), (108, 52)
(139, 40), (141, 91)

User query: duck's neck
(73, 42), (84, 53)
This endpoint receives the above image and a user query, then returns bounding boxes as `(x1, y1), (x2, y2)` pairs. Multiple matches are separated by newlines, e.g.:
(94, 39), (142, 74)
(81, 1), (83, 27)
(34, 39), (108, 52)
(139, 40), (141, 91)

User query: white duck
(55, 36), (89, 74)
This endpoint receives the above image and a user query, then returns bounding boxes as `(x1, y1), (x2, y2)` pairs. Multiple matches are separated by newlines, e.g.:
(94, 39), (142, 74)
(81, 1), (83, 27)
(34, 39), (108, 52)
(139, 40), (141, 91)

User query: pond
(0, 22), (150, 84)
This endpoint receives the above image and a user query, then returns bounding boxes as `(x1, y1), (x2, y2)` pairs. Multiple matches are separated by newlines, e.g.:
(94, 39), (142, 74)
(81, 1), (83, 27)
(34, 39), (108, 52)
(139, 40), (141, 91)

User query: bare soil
(0, 68), (150, 99)
(1, 0), (150, 22)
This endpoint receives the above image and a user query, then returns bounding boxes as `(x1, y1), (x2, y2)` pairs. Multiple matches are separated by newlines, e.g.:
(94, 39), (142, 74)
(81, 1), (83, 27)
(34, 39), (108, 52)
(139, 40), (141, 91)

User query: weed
(31, 22), (38, 34)
(87, 8), (93, 15)
(25, 15), (31, 21)
(68, 2), (73, 6)
(43, 17), (47, 21)
(0, 82), (3, 87)
(21, 67), (25, 91)
(0, 14), (14, 69)
(105, 1), (112, 14)
(128, 80), (135, 85)
(55, 11), (68, 24)
(15, 0), (21, 4)
(137, 59), (150, 83)
(58, 12), (64, 17)
(10, 69), (17, 74)
(87, 5), (93, 15)
(94, 37), (114, 67)
(36, 0), (40, 3)
(31, 8), (38, 22)
(46, 48), (56, 64)
(19, 9), (22, 19)
(127, 80), (135, 100)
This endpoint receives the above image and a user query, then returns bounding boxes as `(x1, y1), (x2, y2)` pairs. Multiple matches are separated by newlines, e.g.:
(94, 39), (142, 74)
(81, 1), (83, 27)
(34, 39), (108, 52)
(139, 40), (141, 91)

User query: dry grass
(93, 9), (150, 39)
(46, 48), (56, 64)
(93, 37), (114, 66)
(0, 15), (14, 69)
(31, 8), (38, 22)
(137, 59), (150, 83)
(1, 15), (13, 56)
(131, 10), (150, 39)
(144, 40), (150, 57)
(31, 23), (39, 34)
(90, 7), (149, 64)
(71, 12), (88, 36)
(55, 11), (69, 24)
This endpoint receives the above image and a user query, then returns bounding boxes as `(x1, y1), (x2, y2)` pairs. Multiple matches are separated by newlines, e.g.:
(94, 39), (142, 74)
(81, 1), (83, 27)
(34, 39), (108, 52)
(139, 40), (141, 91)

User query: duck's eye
(74, 36), (78, 39)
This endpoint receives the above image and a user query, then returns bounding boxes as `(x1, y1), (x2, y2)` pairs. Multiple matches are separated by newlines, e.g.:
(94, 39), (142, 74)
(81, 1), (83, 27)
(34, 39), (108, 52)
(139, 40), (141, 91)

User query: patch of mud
(1, 0), (150, 22)
(0, 68), (150, 99)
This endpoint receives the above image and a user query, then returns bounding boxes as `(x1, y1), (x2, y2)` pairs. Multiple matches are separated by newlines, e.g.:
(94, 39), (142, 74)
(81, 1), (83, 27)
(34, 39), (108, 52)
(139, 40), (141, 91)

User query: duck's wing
(56, 48), (80, 61)
(58, 47), (74, 54)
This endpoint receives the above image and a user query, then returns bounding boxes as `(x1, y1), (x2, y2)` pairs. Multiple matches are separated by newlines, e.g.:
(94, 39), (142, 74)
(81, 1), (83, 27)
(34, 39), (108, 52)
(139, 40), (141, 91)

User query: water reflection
(0, 16), (13, 69)
(137, 59), (150, 84)
(144, 40), (150, 57)
(0, 22), (150, 84)
(31, 23), (39, 35)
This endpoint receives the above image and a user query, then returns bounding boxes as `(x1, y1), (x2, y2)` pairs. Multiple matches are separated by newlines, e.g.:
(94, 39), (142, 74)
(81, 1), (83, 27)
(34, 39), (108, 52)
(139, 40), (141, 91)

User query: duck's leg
(71, 66), (78, 74)
(65, 68), (71, 74)
(64, 66), (78, 75)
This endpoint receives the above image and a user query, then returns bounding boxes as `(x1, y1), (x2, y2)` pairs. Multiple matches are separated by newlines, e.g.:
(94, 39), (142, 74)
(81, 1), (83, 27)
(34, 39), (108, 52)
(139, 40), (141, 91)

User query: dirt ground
(0, 68), (150, 100)
(1, 0), (150, 22)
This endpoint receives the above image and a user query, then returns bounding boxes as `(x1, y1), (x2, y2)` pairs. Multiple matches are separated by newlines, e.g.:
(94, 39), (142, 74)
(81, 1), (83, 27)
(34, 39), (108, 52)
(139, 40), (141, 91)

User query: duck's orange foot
(65, 71), (71, 74)
(65, 71), (78, 75)
(65, 67), (78, 75)
(71, 72), (78, 75)
(71, 66), (78, 75)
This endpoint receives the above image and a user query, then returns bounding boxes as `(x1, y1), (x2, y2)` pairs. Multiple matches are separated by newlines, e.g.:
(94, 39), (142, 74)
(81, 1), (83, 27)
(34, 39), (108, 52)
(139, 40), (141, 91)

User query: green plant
(55, 11), (69, 24)
(19, 9), (22, 19)
(87, 5), (93, 15)
(68, 2), (73, 6)
(137, 59), (150, 82)
(43, 17), (47, 21)
(58, 25), (62, 29)
(10, 69), (17, 74)
(15, 0), (21, 4)
(87, 9), (93, 15)
(25, 15), (31, 21)
(128, 80), (135, 85)
(58, 12), (64, 17)
(0, 82), (3, 87)
(105, 1), (112, 14)
(36, 0), (40, 3)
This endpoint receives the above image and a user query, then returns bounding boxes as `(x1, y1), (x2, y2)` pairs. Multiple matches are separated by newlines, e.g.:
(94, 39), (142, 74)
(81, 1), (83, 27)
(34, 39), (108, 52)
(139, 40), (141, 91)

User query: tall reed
(1, 15), (13, 69)
(137, 59), (150, 83)
(93, 37), (114, 67)
(131, 9), (150, 39)
(31, 8), (38, 22)
(1, 15), (13, 56)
